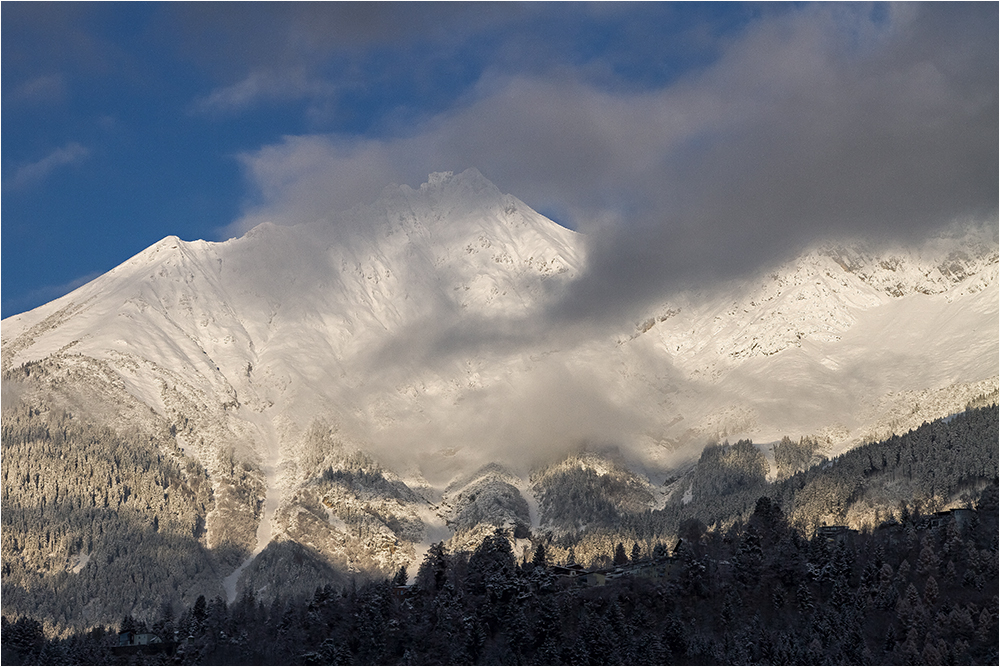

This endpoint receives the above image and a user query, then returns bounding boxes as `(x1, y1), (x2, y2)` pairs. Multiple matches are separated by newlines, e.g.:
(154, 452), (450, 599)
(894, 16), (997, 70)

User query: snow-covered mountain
(624, 227), (998, 452)
(2, 169), (997, 615)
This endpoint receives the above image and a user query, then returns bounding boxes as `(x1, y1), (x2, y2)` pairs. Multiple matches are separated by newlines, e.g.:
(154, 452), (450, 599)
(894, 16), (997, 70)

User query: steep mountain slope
(2, 169), (996, 624)
(2, 169), (590, 610)
(619, 226), (998, 455)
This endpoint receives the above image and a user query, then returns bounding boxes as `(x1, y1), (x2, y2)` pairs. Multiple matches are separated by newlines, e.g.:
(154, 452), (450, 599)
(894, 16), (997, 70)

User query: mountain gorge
(1, 169), (997, 631)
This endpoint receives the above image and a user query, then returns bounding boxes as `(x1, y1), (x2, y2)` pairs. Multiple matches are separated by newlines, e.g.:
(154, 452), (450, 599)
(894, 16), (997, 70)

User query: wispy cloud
(9, 74), (66, 104)
(5, 142), (89, 191)
(190, 68), (336, 116)
(1, 271), (101, 319)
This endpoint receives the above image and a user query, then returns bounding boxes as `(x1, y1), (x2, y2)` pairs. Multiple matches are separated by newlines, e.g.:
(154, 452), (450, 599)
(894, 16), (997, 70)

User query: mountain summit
(2, 171), (996, 621)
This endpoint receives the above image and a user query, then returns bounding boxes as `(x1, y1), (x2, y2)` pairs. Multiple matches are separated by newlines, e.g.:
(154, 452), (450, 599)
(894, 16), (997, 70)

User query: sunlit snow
(2, 169), (996, 587)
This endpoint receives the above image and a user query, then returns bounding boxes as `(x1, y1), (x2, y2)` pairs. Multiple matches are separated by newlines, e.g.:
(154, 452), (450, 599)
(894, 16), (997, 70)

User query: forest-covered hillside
(0, 403), (230, 629)
(528, 405), (997, 569)
(2, 379), (996, 645)
(3, 481), (996, 665)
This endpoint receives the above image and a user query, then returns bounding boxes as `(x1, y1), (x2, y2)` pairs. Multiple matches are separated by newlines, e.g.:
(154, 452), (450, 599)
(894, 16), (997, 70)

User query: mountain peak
(419, 168), (497, 195)
(371, 168), (505, 217)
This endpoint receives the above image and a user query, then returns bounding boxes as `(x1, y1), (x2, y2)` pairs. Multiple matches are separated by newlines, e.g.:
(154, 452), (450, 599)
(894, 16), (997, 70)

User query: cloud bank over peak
(228, 3), (996, 325)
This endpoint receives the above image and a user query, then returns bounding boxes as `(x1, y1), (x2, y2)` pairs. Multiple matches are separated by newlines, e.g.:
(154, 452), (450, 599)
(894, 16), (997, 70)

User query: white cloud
(5, 142), (89, 191)
(225, 74), (705, 235)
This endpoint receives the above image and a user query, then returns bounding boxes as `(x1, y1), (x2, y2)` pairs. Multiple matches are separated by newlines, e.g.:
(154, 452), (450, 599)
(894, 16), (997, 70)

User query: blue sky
(3, 2), (996, 319)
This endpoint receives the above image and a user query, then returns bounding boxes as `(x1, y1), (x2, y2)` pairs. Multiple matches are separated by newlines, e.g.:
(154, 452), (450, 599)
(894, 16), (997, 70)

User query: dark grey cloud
(174, 2), (532, 116)
(175, 3), (742, 124)
(1, 3), (114, 74)
(552, 3), (999, 322)
(171, 2), (520, 64)
(233, 3), (998, 329)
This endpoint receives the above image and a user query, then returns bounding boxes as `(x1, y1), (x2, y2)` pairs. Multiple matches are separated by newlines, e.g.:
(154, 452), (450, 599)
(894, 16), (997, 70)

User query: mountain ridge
(2, 170), (995, 475)
(1, 170), (996, 618)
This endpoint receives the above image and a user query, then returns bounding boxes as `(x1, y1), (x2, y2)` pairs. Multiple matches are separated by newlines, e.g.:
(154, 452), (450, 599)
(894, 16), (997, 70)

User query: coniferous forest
(2, 486), (997, 665)
(2, 407), (997, 665)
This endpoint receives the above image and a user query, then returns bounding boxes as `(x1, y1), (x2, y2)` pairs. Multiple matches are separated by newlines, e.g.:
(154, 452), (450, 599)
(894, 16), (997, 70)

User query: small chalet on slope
(550, 563), (610, 587)
(815, 525), (859, 544)
(549, 555), (679, 587)
(112, 631), (176, 656)
(925, 507), (976, 530)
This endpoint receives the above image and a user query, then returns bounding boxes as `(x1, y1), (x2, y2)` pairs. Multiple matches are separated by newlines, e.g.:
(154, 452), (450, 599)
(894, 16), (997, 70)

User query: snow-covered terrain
(2, 169), (997, 598)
